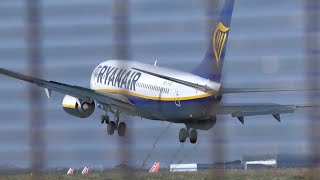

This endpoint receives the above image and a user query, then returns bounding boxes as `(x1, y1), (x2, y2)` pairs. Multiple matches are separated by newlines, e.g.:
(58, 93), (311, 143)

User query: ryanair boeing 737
(0, 0), (316, 143)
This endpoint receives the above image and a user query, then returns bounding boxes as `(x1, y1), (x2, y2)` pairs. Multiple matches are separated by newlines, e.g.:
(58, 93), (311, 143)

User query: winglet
(45, 88), (51, 99)
(154, 60), (157, 66)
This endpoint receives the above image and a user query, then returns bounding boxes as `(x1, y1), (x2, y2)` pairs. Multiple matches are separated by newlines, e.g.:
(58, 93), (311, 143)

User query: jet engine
(186, 116), (217, 130)
(62, 95), (95, 118)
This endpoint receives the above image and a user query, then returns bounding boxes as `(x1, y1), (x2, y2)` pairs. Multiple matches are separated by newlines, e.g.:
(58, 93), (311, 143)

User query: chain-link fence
(0, 0), (319, 179)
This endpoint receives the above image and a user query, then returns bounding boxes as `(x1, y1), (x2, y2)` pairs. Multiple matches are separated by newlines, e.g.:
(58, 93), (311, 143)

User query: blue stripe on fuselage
(97, 93), (217, 122)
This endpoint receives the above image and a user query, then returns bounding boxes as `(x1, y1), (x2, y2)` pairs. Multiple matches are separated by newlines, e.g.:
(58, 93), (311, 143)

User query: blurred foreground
(0, 168), (319, 180)
(0, 0), (320, 179)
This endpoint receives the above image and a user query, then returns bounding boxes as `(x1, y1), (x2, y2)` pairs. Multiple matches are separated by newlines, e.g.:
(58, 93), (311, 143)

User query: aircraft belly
(127, 95), (215, 122)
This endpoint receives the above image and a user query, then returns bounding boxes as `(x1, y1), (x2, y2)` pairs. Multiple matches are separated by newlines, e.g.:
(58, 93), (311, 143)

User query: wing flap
(231, 108), (294, 117)
(214, 103), (296, 124)
(215, 103), (296, 116)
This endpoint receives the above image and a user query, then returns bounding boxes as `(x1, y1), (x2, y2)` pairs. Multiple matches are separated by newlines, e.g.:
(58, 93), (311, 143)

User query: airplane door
(175, 89), (181, 107)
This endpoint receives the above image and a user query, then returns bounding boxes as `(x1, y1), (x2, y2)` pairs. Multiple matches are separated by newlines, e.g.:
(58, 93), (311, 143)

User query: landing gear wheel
(101, 115), (109, 124)
(118, 122), (126, 137)
(189, 129), (198, 144)
(179, 128), (188, 143)
(107, 121), (116, 135)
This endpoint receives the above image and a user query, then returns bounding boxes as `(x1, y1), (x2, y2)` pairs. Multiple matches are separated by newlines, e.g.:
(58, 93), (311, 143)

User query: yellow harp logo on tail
(213, 22), (230, 66)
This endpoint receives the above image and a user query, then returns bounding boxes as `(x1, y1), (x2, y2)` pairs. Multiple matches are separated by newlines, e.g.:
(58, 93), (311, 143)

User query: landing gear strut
(179, 126), (198, 144)
(101, 115), (109, 124)
(103, 110), (127, 137)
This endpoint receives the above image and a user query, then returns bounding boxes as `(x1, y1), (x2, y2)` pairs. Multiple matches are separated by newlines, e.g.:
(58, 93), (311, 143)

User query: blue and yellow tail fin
(192, 0), (235, 82)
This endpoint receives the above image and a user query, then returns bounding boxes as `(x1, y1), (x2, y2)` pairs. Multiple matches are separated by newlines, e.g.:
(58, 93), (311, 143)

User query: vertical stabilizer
(149, 161), (160, 173)
(192, 0), (235, 82)
(81, 166), (90, 174)
(67, 168), (74, 175)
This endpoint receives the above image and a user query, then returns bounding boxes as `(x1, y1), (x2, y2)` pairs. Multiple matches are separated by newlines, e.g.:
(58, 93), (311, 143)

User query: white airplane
(0, 0), (317, 144)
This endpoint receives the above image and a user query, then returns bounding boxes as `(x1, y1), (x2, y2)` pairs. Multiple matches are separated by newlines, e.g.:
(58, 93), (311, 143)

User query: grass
(0, 168), (318, 180)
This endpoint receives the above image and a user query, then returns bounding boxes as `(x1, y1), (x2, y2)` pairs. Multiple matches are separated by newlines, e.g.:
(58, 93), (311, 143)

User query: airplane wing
(221, 87), (320, 94)
(132, 68), (320, 95)
(0, 68), (143, 115)
(214, 103), (319, 124)
(132, 67), (219, 93)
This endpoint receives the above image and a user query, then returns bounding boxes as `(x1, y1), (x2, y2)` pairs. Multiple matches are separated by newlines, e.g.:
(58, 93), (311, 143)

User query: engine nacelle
(62, 95), (95, 118)
(186, 116), (217, 130)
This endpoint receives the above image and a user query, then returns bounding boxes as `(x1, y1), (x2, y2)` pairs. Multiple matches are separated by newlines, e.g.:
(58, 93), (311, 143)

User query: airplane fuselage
(90, 60), (221, 123)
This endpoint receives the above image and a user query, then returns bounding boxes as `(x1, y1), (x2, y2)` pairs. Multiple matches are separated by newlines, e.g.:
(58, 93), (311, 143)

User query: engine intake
(62, 95), (95, 118)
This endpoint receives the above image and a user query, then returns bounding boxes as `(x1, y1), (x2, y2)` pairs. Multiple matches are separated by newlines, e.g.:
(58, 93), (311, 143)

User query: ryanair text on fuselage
(95, 66), (141, 91)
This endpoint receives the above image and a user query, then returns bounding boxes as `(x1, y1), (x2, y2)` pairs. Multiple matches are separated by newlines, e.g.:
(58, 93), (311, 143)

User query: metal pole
(113, 0), (132, 178)
(26, 0), (45, 178)
(305, 0), (320, 177)
(114, 0), (130, 60)
(207, 0), (227, 178)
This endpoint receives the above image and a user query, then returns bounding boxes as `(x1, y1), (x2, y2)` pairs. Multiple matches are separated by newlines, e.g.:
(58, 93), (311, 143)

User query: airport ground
(0, 168), (319, 180)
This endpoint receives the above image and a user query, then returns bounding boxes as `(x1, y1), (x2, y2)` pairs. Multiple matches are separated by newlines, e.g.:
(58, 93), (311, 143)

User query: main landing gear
(101, 110), (126, 137)
(179, 126), (198, 144)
